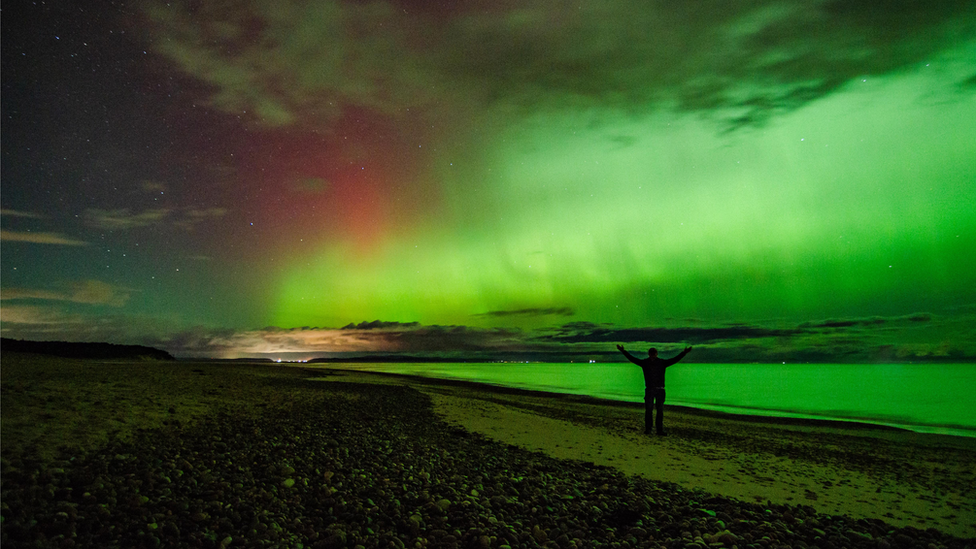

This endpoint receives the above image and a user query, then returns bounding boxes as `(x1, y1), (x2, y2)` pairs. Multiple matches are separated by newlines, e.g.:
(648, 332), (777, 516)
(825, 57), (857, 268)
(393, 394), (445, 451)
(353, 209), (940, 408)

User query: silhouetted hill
(0, 338), (175, 361)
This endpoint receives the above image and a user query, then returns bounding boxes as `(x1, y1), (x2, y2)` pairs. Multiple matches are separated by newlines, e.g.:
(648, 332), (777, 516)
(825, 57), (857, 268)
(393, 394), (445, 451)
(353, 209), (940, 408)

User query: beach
(2, 354), (974, 547)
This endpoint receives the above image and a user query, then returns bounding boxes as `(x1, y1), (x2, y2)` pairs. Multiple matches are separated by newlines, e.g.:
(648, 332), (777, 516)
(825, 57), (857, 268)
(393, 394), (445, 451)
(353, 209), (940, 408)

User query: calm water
(312, 362), (976, 437)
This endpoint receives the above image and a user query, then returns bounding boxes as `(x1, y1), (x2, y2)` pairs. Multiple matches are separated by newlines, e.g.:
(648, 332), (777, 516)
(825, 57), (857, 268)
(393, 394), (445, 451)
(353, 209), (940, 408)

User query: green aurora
(274, 53), (976, 330)
(1, 0), (974, 360)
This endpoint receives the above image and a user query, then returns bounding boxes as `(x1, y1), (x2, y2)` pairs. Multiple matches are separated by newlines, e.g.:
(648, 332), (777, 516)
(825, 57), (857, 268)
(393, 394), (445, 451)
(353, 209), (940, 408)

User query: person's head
(648, 347), (658, 358)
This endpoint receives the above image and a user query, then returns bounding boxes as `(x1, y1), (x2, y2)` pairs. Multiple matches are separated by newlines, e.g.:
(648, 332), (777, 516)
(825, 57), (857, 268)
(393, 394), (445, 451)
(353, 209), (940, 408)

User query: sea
(308, 362), (976, 438)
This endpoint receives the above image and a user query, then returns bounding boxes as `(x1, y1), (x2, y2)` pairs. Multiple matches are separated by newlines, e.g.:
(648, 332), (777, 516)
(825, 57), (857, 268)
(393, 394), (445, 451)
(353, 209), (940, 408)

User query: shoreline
(3, 355), (975, 545)
(305, 366), (974, 441)
(299, 363), (976, 440)
(314, 368), (976, 538)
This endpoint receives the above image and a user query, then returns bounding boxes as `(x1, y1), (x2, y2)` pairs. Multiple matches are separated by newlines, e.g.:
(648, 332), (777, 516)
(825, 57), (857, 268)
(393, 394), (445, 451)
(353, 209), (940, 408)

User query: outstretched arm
(616, 344), (643, 366)
(662, 346), (693, 366)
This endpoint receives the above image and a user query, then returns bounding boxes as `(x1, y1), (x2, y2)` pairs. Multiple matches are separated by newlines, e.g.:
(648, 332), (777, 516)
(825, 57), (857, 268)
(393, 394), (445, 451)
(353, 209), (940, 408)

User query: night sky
(3, 0), (975, 361)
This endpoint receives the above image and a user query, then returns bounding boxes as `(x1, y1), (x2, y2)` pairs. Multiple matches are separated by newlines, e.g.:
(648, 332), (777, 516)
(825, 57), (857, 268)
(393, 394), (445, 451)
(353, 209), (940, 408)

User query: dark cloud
(800, 313), (935, 331)
(538, 322), (802, 345)
(154, 326), (245, 357)
(474, 307), (575, 319)
(144, 0), (974, 130)
(904, 313), (933, 323)
(3, 312), (973, 362)
(130, 322), (529, 358)
(379, 324), (527, 353)
(800, 317), (888, 329)
(342, 320), (422, 330)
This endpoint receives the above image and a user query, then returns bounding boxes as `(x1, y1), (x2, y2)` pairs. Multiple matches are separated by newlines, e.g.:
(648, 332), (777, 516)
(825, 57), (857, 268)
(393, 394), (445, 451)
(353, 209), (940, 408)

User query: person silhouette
(617, 344), (692, 435)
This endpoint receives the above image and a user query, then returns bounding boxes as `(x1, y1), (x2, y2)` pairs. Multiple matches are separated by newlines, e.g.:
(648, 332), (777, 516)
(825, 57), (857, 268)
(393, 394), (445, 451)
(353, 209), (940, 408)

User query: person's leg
(644, 393), (653, 434)
(655, 389), (666, 435)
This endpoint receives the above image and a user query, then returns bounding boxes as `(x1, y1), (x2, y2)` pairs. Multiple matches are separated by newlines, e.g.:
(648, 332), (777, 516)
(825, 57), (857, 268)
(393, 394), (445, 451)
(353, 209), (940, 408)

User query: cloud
(152, 319), (796, 358)
(144, 0), (429, 127)
(144, 0), (974, 130)
(369, 324), (528, 353)
(342, 320), (421, 330)
(140, 181), (168, 193)
(799, 313), (933, 330)
(85, 208), (171, 230)
(0, 306), (187, 346)
(84, 207), (227, 231)
(0, 304), (75, 326)
(148, 321), (531, 358)
(961, 73), (976, 90)
(149, 313), (975, 361)
(474, 307), (575, 319)
(800, 317), (888, 329)
(174, 207), (228, 230)
(1, 209), (46, 219)
(538, 321), (803, 345)
(903, 313), (933, 323)
(1, 280), (131, 307)
(2, 302), (971, 360)
(1, 288), (66, 301)
(0, 229), (89, 246)
(68, 280), (132, 306)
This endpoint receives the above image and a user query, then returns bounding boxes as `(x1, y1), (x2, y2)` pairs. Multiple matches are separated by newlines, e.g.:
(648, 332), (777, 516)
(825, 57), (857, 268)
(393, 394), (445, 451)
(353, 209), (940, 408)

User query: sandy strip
(323, 370), (976, 539)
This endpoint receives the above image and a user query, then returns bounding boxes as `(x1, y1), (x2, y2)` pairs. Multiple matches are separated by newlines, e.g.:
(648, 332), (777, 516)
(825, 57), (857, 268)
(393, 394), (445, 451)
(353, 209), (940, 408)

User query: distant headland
(0, 338), (175, 361)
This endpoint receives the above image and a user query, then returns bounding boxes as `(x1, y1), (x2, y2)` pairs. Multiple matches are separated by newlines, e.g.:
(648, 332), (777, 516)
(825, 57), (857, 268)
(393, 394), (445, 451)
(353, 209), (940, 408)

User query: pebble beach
(2, 354), (974, 548)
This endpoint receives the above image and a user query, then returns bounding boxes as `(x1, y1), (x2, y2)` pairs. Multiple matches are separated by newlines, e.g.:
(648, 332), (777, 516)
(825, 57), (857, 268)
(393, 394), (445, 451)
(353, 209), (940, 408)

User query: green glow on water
(319, 363), (976, 437)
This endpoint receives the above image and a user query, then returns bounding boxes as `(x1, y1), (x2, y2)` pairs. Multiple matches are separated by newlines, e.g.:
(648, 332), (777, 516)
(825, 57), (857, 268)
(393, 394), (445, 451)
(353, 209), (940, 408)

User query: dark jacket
(620, 348), (691, 388)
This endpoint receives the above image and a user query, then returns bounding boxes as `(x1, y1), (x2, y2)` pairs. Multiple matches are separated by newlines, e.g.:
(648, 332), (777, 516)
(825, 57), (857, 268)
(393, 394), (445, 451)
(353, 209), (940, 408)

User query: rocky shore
(2, 364), (973, 549)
